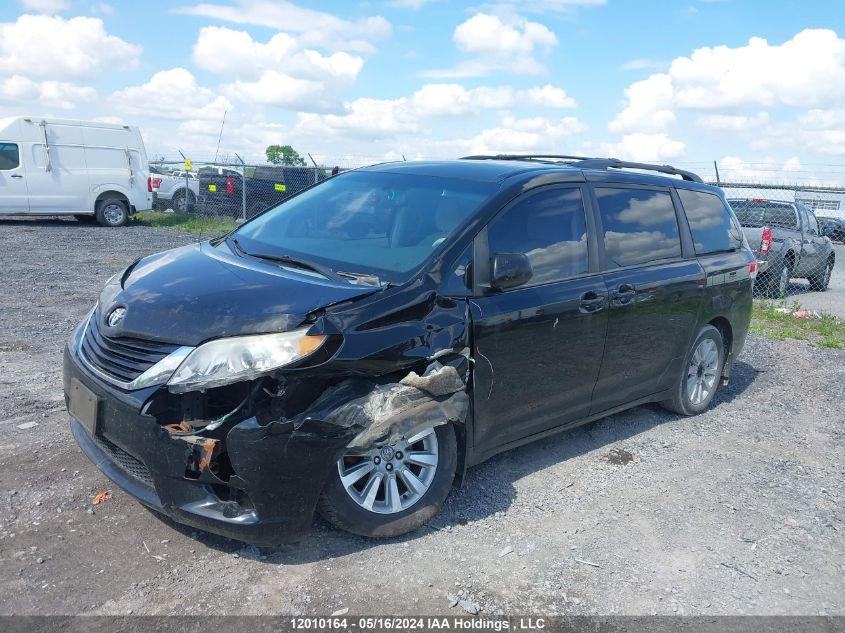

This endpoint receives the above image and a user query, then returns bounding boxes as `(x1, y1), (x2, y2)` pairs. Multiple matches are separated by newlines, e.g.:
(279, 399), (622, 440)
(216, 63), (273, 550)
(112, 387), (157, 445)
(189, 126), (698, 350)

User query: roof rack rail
(460, 154), (595, 162)
(459, 154), (703, 182)
(571, 158), (703, 183)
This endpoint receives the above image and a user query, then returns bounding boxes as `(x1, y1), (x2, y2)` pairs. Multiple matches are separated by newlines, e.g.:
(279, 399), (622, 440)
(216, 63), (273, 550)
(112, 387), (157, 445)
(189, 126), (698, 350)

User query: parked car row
(727, 198), (836, 298)
(197, 164), (336, 219)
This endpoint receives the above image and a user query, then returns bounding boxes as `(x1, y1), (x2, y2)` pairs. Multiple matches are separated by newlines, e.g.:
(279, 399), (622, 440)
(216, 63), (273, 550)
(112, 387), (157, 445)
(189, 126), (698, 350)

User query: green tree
(265, 144), (306, 166)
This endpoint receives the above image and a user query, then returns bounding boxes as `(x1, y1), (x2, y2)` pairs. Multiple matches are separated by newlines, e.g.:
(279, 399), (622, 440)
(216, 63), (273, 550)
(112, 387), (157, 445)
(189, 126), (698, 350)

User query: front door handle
(10, 173), (23, 179)
(579, 291), (606, 314)
(611, 283), (637, 306)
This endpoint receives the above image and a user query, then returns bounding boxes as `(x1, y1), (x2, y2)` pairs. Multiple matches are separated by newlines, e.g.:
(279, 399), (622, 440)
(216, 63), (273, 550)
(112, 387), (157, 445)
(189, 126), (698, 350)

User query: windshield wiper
(230, 238), (347, 283)
(337, 271), (383, 287)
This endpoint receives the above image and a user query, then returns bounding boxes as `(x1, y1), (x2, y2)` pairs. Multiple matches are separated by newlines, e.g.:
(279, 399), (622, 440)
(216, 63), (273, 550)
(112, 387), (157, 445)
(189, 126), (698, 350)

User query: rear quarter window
(677, 189), (743, 255)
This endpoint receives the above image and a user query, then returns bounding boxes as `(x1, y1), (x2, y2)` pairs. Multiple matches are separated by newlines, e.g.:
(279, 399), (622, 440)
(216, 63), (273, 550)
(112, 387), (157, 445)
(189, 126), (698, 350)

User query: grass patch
(133, 211), (237, 235)
(751, 300), (845, 349)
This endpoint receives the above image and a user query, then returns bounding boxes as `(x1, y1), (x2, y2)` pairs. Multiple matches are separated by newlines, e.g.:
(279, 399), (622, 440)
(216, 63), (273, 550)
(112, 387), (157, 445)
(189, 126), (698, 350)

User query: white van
(0, 117), (153, 226)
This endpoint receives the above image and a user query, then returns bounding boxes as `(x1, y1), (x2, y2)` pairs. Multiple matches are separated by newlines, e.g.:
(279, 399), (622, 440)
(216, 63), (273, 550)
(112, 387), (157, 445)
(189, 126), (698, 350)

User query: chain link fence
(149, 159), (347, 221)
(714, 182), (843, 312)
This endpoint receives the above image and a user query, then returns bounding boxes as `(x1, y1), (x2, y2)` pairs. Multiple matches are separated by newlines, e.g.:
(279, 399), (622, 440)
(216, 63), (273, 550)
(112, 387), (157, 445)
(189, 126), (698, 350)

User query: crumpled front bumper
(64, 338), (355, 545)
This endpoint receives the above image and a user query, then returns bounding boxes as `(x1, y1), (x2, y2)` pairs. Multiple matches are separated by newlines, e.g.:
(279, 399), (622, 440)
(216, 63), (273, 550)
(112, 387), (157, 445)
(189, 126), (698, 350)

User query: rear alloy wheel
(95, 198), (128, 227)
(661, 325), (725, 416)
(318, 424), (457, 538)
(808, 258), (834, 292)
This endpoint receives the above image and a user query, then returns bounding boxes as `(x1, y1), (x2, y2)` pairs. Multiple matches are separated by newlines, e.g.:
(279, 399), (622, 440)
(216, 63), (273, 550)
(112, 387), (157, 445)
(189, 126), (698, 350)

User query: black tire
(317, 423), (457, 538)
(660, 325), (725, 416)
(758, 260), (791, 299)
(94, 198), (128, 227)
(171, 189), (195, 213)
(808, 257), (834, 292)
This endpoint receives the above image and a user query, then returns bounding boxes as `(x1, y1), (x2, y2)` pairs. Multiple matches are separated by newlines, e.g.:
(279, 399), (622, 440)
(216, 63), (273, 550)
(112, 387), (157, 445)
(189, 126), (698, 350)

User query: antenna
(214, 110), (227, 163)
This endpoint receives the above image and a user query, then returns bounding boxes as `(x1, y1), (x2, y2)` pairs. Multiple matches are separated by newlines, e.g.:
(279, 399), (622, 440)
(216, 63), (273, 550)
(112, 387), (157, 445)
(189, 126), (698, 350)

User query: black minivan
(64, 156), (755, 544)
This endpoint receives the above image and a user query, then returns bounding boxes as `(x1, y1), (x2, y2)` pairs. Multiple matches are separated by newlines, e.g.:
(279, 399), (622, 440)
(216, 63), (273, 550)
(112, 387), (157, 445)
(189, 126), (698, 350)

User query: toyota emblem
(107, 307), (127, 327)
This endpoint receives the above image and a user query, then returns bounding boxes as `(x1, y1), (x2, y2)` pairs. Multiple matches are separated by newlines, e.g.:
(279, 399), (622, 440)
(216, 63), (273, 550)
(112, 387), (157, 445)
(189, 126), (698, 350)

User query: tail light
(748, 260), (758, 279)
(147, 176), (153, 192)
(226, 177), (235, 193)
(151, 177), (161, 189)
(760, 227), (772, 255)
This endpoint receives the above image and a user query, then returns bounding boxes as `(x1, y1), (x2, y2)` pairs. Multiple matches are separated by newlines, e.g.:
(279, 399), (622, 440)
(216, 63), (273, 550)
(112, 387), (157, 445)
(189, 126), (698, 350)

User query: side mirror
(490, 252), (533, 291)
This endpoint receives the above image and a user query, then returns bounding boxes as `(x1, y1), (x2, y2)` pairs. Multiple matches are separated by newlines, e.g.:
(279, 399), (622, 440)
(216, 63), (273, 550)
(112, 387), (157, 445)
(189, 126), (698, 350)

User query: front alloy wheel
(338, 428), (439, 514)
(318, 423), (457, 538)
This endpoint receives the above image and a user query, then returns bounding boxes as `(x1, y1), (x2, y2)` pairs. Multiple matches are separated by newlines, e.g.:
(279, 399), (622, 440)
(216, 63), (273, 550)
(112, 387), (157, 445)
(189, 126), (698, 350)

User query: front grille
(91, 433), (155, 488)
(80, 314), (179, 385)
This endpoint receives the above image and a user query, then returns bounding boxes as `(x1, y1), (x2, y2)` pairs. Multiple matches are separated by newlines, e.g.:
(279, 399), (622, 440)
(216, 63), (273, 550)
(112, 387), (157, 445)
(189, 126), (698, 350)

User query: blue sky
(2, 0), (845, 182)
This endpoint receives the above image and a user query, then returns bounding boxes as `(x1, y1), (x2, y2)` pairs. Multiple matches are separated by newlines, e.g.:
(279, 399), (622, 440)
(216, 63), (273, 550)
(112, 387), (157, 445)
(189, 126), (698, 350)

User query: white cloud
(696, 111), (769, 132)
(175, 0), (391, 53)
(587, 133), (685, 162)
(193, 27), (364, 82)
(610, 29), (845, 134)
(620, 58), (664, 71)
(0, 14), (141, 80)
(296, 97), (418, 139)
(409, 83), (575, 117)
(608, 73), (675, 133)
(0, 75), (96, 109)
(110, 68), (232, 121)
(19, 0), (70, 13)
(523, 84), (576, 108)
(289, 83), (585, 160)
(425, 12), (558, 77)
(717, 156), (807, 182)
(458, 115), (586, 154)
(192, 26), (364, 111)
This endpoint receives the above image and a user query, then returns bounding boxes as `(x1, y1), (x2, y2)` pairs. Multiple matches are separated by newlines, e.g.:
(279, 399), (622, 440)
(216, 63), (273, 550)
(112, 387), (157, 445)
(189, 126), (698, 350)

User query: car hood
(96, 241), (380, 346)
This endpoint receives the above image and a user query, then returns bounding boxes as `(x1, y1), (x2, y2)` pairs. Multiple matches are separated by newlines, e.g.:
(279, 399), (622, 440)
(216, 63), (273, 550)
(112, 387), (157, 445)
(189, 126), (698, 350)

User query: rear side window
(595, 188), (682, 268)
(487, 187), (589, 286)
(729, 200), (798, 229)
(0, 142), (19, 170)
(677, 189), (743, 254)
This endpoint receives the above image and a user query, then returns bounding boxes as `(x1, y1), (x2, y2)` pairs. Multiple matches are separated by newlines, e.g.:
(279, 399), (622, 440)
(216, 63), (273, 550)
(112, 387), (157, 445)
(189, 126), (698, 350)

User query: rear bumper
(63, 324), (353, 545)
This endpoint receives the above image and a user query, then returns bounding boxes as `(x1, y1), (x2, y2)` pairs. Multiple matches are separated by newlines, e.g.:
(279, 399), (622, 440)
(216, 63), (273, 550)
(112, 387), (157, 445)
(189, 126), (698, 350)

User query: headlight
(165, 328), (327, 393)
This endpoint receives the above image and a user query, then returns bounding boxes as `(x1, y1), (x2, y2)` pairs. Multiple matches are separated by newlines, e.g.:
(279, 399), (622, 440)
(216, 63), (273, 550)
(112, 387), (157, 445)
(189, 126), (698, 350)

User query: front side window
(595, 188), (682, 268)
(234, 171), (495, 283)
(677, 189), (743, 255)
(486, 187), (589, 287)
(0, 143), (19, 170)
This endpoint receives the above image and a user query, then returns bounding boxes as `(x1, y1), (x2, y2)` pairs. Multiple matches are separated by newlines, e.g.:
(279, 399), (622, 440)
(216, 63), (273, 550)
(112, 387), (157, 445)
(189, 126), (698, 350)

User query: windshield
(728, 200), (798, 229)
(232, 170), (496, 282)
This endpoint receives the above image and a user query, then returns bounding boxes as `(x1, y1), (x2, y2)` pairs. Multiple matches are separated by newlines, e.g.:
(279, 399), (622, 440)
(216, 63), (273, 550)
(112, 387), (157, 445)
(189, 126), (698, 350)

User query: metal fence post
(236, 153), (246, 222)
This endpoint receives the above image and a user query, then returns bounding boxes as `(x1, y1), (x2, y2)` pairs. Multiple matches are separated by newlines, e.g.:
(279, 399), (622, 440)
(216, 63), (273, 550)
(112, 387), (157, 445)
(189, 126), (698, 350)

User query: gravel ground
(0, 217), (843, 616)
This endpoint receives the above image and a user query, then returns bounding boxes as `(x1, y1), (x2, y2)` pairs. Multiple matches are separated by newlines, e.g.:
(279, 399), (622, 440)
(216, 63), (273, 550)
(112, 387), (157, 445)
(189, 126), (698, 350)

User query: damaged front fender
(289, 361), (470, 451)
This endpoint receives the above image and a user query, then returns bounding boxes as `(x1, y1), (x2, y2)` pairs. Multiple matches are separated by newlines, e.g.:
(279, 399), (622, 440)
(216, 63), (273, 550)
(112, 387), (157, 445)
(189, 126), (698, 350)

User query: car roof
(360, 159), (721, 192)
